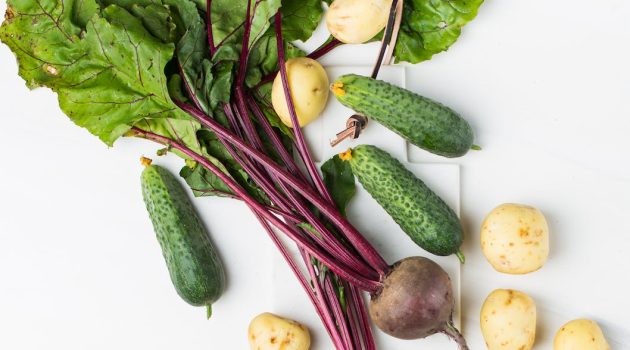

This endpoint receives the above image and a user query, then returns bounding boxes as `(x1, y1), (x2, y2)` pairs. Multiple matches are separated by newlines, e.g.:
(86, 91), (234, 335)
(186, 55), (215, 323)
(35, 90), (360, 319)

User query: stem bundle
(136, 4), (394, 349)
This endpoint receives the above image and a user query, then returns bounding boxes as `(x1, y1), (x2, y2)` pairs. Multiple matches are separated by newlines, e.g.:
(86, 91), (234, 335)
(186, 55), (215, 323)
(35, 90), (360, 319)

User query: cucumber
(331, 74), (474, 158)
(141, 159), (225, 317)
(342, 145), (464, 261)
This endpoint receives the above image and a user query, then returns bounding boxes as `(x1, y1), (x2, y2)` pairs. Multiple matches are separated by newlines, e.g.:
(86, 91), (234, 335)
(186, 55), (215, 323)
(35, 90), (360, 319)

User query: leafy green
(180, 129), (271, 203)
(0, 1), (192, 145)
(134, 117), (203, 155)
(321, 154), (356, 217)
(393, 0), (484, 63)
(127, 3), (177, 43)
(246, 31), (304, 88)
(280, 0), (324, 42)
(180, 160), (235, 198)
(211, 0), (282, 48)
(297, 222), (322, 239)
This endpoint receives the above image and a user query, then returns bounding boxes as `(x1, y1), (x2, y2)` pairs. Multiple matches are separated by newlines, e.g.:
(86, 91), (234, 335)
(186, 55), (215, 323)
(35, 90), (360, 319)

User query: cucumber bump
(141, 158), (226, 316)
(332, 74), (475, 158)
(342, 146), (465, 261)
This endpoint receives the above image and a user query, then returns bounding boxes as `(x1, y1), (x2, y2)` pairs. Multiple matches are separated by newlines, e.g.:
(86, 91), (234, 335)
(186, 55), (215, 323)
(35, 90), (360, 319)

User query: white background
(1, 0), (629, 349)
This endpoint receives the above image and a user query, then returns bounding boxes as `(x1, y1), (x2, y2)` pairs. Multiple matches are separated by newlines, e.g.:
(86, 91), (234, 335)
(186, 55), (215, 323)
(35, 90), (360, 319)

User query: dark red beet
(369, 256), (468, 349)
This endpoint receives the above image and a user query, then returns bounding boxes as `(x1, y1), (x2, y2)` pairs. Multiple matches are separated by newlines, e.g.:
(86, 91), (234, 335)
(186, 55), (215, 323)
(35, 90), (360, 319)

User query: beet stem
(254, 216), (343, 348)
(245, 96), (378, 279)
(246, 95), (306, 182)
(254, 37), (342, 89)
(236, 0), (253, 87)
(273, 13), (334, 205)
(177, 101), (389, 278)
(344, 285), (363, 350)
(206, 0), (216, 56)
(308, 37), (343, 61)
(324, 276), (353, 349)
(208, 116), (374, 280)
(303, 251), (347, 349)
(349, 285), (376, 350)
(224, 97), (376, 277)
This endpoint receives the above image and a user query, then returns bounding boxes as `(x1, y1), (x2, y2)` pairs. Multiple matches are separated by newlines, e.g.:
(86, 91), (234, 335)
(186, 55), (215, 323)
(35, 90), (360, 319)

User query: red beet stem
(254, 37), (342, 89)
(206, 0), (216, 56)
(177, 101), (390, 278)
(273, 13), (335, 205)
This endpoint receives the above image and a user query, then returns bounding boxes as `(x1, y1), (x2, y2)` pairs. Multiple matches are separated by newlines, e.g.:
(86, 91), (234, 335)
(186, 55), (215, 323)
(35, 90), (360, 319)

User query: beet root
(369, 256), (468, 350)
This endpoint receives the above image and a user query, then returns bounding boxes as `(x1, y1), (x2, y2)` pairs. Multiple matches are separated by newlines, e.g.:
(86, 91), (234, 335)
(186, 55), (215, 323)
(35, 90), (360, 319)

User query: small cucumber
(331, 74), (474, 158)
(342, 145), (465, 261)
(141, 158), (225, 316)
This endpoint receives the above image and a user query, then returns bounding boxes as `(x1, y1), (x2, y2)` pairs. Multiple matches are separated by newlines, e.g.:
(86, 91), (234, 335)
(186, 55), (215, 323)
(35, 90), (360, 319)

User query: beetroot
(369, 257), (468, 349)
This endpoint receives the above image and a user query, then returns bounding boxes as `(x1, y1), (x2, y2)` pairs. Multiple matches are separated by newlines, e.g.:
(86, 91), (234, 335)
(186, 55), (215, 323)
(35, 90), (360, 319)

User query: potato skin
(480, 289), (536, 350)
(554, 319), (610, 350)
(326, 0), (393, 44)
(480, 203), (549, 274)
(271, 57), (329, 128)
(248, 312), (311, 350)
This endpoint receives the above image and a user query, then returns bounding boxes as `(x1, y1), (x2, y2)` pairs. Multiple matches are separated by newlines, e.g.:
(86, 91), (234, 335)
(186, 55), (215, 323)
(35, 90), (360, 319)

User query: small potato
(480, 203), (549, 274)
(271, 57), (329, 128)
(248, 312), (311, 350)
(554, 319), (610, 350)
(480, 289), (537, 350)
(326, 0), (393, 44)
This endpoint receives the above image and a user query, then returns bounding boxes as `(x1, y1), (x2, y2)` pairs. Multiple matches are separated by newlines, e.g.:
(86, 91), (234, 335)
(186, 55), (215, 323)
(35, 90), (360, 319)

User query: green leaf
(181, 129), (270, 203)
(321, 154), (356, 217)
(297, 222), (322, 239)
(133, 117), (203, 156)
(394, 0), (484, 63)
(128, 3), (177, 43)
(211, 0), (282, 49)
(0, 2), (191, 145)
(280, 0), (324, 42)
(180, 161), (235, 198)
(167, 74), (189, 103)
(96, 0), (199, 44)
(246, 30), (304, 88)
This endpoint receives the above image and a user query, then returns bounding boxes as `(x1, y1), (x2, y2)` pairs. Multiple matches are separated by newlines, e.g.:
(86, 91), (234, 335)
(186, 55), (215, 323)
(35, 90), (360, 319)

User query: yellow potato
(271, 57), (329, 128)
(480, 289), (537, 350)
(554, 319), (610, 350)
(248, 312), (311, 350)
(326, 0), (393, 44)
(480, 203), (549, 274)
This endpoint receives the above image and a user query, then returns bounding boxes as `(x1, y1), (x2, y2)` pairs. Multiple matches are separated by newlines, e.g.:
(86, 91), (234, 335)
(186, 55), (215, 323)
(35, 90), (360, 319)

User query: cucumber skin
(348, 145), (464, 256)
(334, 74), (474, 158)
(141, 165), (225, 307)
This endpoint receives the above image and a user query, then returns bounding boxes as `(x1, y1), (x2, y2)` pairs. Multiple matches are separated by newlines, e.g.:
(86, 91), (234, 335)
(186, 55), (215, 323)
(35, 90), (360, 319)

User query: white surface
(1, 0), (630, 349)
(273, 66), (461, 350)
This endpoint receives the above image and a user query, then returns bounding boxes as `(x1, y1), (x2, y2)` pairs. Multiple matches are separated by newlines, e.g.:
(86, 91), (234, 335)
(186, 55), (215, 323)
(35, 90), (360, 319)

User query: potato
(271, 57), (329, 128)
(554, 319), (610, 350)
(326, 0), (393, 44)
(248, 312), (311, 350)
(480, 203), (549, 274)
(480, 289), (537, 350)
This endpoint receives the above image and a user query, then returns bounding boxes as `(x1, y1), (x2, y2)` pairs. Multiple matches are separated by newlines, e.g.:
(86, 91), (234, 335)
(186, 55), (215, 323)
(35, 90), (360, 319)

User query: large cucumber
(141, 159), (225, 316)
(331, 74), (474, 158)
(342, 145), (464, 261)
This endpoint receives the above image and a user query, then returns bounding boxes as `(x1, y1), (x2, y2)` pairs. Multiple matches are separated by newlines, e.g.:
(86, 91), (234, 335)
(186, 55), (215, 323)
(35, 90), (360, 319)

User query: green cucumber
(342, 145), (464, 261)
(332, 74), (474, 158)
(141, 159), (225, 316)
